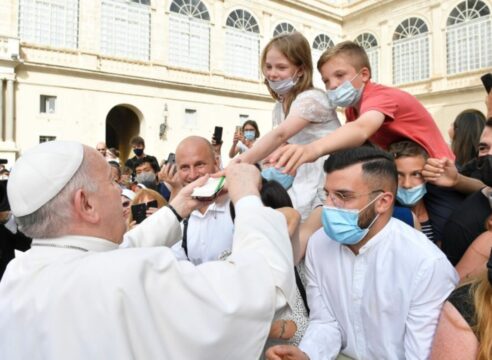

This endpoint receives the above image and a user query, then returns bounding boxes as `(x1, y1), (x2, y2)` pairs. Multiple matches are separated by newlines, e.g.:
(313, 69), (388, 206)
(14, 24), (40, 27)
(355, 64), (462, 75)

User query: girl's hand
(146, 207), (159, 217)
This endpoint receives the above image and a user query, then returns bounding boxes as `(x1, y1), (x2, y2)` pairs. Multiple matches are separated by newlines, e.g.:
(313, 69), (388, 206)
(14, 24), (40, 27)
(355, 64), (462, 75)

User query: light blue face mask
(326, 72), (363, 108)
(396, 183), (427, 206)
(244, 130), (256, 141)
(321, 195), (380, 245)
(261, 167), (294, 190)
(267, 76), (298, 96)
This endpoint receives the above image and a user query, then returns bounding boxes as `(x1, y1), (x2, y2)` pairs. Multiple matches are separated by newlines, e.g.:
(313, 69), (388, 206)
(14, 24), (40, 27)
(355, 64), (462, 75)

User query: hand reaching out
(422, 157), (458, 187)
(267, 143), (319, 175)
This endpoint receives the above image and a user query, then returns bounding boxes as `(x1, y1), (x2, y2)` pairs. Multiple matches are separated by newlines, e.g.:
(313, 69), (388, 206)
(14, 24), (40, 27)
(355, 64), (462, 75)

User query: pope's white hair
(16, 146), (99, 238)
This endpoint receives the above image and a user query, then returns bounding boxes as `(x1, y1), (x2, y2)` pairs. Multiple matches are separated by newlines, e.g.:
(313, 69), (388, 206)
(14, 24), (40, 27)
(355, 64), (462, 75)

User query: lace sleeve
(290, 89), (335, 123)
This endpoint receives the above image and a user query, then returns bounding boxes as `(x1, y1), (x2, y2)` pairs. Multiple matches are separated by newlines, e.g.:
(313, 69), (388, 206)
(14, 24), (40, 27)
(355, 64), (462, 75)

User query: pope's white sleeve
(131, 195), (296, 359)
(404, 257), (459, 360)
(299, 241), (342, 360)
(120, 206), (182, 248)
(230, 195), (296, 310)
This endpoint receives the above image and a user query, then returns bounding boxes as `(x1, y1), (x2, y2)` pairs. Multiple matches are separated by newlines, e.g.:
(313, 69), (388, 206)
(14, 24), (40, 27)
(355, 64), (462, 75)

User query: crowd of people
(1, 32), (492, 359)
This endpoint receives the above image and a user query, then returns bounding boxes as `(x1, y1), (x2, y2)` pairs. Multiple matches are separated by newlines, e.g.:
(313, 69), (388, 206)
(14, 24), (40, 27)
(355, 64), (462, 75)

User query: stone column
(0, 79), (4, 141)
(5, 79), (13, 142)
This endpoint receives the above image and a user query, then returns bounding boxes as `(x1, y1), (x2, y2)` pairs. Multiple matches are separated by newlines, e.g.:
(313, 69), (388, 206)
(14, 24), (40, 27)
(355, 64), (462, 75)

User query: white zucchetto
(7, 141), (84, 217)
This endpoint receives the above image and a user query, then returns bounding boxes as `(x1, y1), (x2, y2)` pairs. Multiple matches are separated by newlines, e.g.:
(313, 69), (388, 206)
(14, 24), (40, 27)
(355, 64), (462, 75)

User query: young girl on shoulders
(237, 32), (340, 220)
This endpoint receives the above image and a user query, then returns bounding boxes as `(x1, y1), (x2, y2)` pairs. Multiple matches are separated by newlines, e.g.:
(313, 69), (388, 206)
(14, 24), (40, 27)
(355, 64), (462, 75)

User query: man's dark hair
(130, 136), (145, 147)
(324, 146), (398, 193)
(135, 156), (159, 173)
(260, 179), (293, 209)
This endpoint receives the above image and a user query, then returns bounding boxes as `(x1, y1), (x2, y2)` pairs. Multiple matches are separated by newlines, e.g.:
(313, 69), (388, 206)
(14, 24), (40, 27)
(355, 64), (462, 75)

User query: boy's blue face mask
(261, 167), (294, 190)
(326, 72), (363, 108)
(396, 183), (427, 206)
(321, 194), (381, 245)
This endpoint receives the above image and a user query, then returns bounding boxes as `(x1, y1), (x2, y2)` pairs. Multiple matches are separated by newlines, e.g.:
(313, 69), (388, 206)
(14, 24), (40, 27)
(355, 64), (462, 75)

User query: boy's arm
(271, 110), (385, 174)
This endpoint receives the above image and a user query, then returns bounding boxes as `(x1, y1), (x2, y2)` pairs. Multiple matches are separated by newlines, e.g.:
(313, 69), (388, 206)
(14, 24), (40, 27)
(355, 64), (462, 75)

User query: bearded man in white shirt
(266, 146), (458, 360)
(0, 140), (295, 360)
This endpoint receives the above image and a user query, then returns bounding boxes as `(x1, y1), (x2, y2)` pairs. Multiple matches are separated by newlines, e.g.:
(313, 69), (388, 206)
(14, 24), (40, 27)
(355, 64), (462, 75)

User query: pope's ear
(73, 189), (100, 224)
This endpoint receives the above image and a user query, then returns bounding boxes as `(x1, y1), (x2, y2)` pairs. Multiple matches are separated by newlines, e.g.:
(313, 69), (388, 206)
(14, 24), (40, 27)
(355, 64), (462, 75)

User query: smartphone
(131, 203), (147, 224)
(213, 126), (223, 144)
(131, 200), (159, 224)
(192, 176), (226, 201)
(166, 152), (176, 165)
(481, 73), (492, 93)
(235, 125), (242, 135)
(146, 200), (158, 209)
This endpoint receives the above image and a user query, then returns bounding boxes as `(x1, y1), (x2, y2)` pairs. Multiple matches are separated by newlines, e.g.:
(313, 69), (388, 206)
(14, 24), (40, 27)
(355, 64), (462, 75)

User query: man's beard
(357, 202), (378, 229)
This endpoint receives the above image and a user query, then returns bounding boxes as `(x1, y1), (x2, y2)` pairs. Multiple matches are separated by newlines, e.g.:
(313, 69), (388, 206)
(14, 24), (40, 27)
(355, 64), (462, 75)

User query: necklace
(31, 242), (89, 252)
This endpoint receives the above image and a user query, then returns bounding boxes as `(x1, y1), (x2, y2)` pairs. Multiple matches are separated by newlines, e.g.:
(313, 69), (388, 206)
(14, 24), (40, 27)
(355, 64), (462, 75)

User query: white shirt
(172, 197), (234, 265)
(299, 218), (458, 360)
(0, 197), (296, 360)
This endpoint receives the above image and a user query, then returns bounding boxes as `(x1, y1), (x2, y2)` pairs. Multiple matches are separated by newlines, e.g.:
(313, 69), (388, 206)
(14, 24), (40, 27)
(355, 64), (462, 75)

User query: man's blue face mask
(321, 193), (381, 245)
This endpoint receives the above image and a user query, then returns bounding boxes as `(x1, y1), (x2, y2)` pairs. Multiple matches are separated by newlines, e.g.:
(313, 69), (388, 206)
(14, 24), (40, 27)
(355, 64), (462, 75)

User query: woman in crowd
(235, 32), (340, 220)
(449, 110), (485, 169)
(121, 188), (135, 221)
(258, 180), (308, 351)
(456, 214), (492, 282)
(228, 120), (260, 158)
(431, 251), (492, 359)
(127, 188), (166, 229)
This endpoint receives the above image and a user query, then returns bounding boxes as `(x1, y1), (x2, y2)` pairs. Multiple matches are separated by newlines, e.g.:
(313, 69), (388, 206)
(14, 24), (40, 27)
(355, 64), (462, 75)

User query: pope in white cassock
(0, 141), (295, 360)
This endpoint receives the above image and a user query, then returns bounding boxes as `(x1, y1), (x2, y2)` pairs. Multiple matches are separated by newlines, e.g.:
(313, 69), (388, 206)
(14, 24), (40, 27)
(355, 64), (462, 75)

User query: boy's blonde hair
(317, 40), (372, 76)
(260, 32), (313, 115)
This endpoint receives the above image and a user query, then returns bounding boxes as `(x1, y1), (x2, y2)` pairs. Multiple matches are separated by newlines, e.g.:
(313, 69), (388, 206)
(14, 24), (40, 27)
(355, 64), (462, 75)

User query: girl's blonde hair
(127, 188), (167, 225)
(260, 32), (313, 115)
(473, 272), (492, 360)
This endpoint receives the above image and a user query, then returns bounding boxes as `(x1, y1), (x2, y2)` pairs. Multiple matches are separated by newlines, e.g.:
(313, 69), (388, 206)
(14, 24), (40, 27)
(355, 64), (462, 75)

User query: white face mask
(267, 74), (298, 96)
(326, 72), (363, 107)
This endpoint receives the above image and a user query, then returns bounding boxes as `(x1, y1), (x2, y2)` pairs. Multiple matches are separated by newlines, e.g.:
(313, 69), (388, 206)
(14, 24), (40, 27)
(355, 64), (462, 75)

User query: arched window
(355, 33), (379, 82)
(225, 9), (260, 79)
(169, 0), (211, 71)
(18, 0), (79, 49)
(311, 34), (334, 89)
(273, 22), (296, 36)
(392, 17), (429, 85)
(100, 0), (151, 60)
(447, 0), (492, 74)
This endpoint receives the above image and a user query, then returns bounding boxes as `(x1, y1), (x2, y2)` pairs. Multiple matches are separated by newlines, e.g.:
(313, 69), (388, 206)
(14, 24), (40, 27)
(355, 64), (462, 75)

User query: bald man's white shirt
(171, 197), (234, 264)
(0, 196), (295, 360)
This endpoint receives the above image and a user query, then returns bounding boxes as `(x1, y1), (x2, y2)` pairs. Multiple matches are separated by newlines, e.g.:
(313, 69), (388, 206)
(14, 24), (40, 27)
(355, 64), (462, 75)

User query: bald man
(96, 142), (107, 157)
(172, 136), (234, 264)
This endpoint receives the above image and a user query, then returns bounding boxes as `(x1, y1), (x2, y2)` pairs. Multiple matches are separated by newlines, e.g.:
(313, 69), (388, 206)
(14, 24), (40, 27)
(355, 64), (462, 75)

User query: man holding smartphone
(171, 136), (234, 265)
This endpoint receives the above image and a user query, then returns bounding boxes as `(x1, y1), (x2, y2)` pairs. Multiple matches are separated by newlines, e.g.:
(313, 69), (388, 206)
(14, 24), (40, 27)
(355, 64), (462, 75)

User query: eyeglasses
(326, 189), (383, 209)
